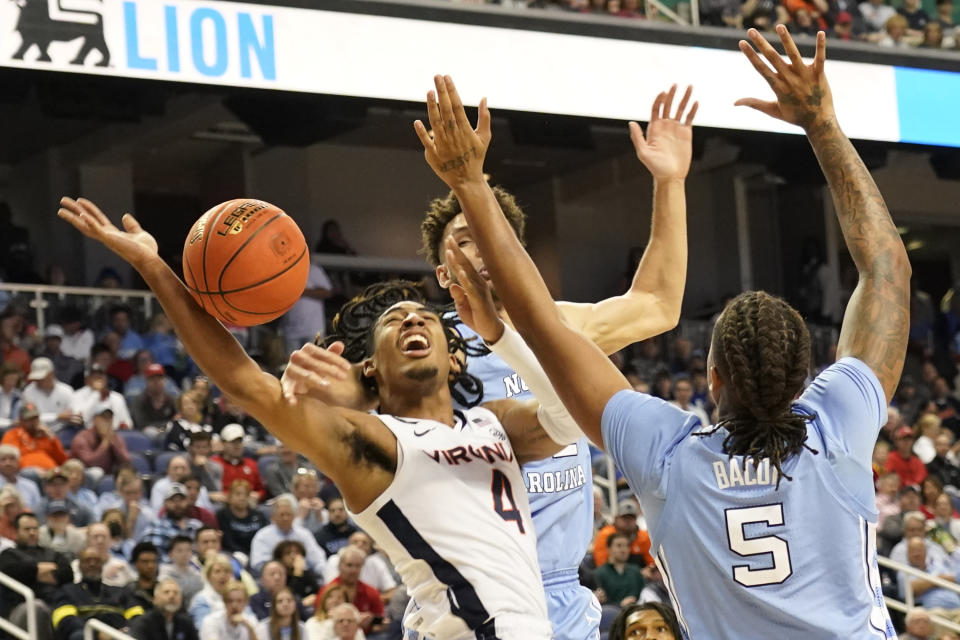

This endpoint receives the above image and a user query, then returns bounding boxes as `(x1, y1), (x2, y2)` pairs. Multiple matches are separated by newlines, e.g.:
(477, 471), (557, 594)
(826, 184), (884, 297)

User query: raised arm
(736, 27), (910, 402)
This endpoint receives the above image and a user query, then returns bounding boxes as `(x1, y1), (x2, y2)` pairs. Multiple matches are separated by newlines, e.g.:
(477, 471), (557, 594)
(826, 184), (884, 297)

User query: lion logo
(11, 0), (110, 66)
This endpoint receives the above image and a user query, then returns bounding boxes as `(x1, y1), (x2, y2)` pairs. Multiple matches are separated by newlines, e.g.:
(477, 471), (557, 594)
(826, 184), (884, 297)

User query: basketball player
(56, 198), (584, 639)
(416, 25), (908, 638)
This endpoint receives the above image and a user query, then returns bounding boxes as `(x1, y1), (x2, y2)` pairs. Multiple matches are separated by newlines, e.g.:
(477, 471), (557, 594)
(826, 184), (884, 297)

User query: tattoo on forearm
(439, 148), (479, 173)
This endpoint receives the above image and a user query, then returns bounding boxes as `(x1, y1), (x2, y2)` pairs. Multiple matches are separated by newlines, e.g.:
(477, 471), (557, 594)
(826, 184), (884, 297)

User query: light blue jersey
(602, 357), (895, 639)
(457, 320), (600, 640)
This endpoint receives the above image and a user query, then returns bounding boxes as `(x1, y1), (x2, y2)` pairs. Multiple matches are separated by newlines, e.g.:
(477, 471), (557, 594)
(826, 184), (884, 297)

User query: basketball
(182, 199), (310, 327)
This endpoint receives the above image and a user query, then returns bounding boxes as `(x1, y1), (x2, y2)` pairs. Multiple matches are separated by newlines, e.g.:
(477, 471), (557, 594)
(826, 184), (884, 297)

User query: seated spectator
(214, 423), (267, 502)
(178, 476), (217, 528)
(125, 354), (179, 402)
(36, 467), (93, 527)
(668, 376), (710, 430)
(887, 426), (929, 488)
(595, 532), (645, 610)
(322, 532), (395, 603)
(275, 539), (322, 608)
(915, 415), (942, 465)
(124, 542), (161, 611)
(639, 564), (669, 605)
(935, 0), (957, 42)
(158, 535), (204, 607)
(61, 459), (98, 517)
(212, 395), (273, 451)
(919, 20), (945, 46)
(39, 500), (86, 560)
(37, 326), (84, 388)
(831, 10), (858, 38)
(151, 455), (214, 513)
(140, 483), (203, 556)
(306, 584), (349, 639)
(877, 472), (902, 529)
(593, 501), (654, 568)
(128, 578), (200, 640)
(608, 602), (681, 640)
(107, 304), (145, 361)
(929, 493), (960, 546)
(316, 547), (384, 635)
(264, 446), (301, 498)
(0, 485), (25, 540)
(317, 602), (366, 640)
(932, 377), (960, 435)
(250, 560), (309, 622)
(189, 553), (236, 625)
(899, 607), (936, 640)
(98, 470), (156, 542)
(161, 390), (215, 452)
(860, 0), (897, 31)
(892, 512), (954, 567)
(0, 362), (24, 428)
(927, 433), (960, 490)
(898, 0), (931, 33)
(71, 364), (133, 430)
(217, 479), (269, 558)
(194, 526), (260, 595)
(52, 546), (145, 640)
(878, 13), (911, 45)
(0, 445), (41, 509)
(921, 475), (947, 520)
(130, 363), (178, 433)
(82, 521), (137, 587)
(87, 341), (125, 392)
(256, 586), (306, 640)
(199, 579), (258, 640)
(1, 403), (69, 473)
(292, 467), (326, 537)
(0, 512), (73, 637)
(186, 431), (224, 500)
(899, 536), (960, 611)
(70, 403), (132, 476)
(58, 306), (94, 365)
(142, 314), (182, 373)
(22, 358), (81, 431)
(315, 498), (358, 558)
(250, 494), (326, 574)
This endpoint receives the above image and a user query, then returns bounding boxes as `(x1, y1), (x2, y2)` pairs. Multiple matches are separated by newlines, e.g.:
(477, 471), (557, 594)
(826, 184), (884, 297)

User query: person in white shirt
(282, 264), (333, 355)
(249, 494), (326, 574)
(22, 358), (81, 431)
(322, 531), (396, 602)
(58, 308), (95, 364)
(151, 455), (214, 513)
(199, 579), (258, 640)
(71, 364), (133, 430)
(860, 0), (897, 32)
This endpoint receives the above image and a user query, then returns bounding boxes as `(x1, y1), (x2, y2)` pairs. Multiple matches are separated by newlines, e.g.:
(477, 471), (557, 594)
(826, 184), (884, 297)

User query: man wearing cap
(139, 483), (203, 556)
(70, 403), (132, 476)
(212, 424), (267, 502)
(22, 358), (81, 432)
(150, 455), (215, 513)
(39, 499), (86, 560)
(129, 363), (178, 432)
(125, 358), (180, 404)
(0, 445), (42, 510)
(35, 467), (93, 528)
(70, 363), (133, 431)
(887, 425), (929, 487)
(593, 500), (654, 568)
(38, 325), (84, 387)
(1, 403), (69, 471)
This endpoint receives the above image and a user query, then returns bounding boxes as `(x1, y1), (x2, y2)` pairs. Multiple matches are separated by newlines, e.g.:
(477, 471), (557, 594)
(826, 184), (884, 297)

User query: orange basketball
(182, 199), (309, 327)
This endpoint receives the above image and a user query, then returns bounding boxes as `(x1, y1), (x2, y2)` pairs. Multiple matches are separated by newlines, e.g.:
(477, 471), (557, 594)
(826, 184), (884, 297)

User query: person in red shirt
(593, 501), (655, 567)
(886, 425), (928, 487)
(316, 546), (385, 634)
(211, 424), (266, 502)
(0, 403), (68, 471)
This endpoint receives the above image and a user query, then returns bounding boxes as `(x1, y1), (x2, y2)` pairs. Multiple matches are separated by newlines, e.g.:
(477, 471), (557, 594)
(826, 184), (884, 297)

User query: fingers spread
(477, 97), (492, 143)
(76, 198), (110, 226)
(413, 120), (435, 152)
(650, 92), (664, 123)
(739, 40), (777, 84)
(435, 74), (457, 134)
(662, 84), (677, 121)
(685, 101), (699, 126)
(748, 27), (788, 74)
(814, 31), (826, 74)
(777, 24), (804, 67)
(628, 121), (647, 150)
(675, 85), (692, 121)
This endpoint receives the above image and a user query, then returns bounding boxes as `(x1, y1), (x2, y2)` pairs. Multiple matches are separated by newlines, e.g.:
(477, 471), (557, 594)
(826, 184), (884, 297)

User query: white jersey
(349, 407), (551, 640)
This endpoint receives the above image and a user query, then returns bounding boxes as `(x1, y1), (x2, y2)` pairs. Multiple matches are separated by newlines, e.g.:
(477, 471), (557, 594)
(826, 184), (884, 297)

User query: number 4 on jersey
(491, 470), (525, 534)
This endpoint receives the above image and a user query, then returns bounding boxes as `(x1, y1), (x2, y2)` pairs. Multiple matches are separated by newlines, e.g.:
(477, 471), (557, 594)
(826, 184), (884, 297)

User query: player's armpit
(558, 292), (678, 356)
(485, 399), (566, 466)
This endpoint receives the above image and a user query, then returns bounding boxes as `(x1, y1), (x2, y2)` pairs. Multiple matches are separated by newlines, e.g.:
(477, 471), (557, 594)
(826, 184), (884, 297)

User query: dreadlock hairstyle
(419, 186), (528, 267)
(320, 280), (483, 408)
(696, 291), (817, 488)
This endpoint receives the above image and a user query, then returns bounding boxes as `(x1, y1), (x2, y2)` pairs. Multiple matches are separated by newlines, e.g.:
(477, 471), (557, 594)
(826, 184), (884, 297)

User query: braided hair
(320, 280), (483, 408)
(696, 291), (817, 487)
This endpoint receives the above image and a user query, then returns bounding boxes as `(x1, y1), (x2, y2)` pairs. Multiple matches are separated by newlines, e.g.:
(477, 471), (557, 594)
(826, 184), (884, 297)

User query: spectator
(0, 362), (24, 428)
(199, 579), (258, 640)
(214, 423), (267, 502)
(158, 535), (204, 607)
(70, 403), (132, 476)
(891, 512), (951, 566)
(52, 546), (145, 640)
(218, 479), (269, 558)
(256, 586), (306, 640)
(194, 526), (260, 595)
(832, 10), (857, 38)
(0, 312), (30, 376)
(211, 394), (273, 451)
(251, 494), (326, 575)
(58, 307), (94, 365)
(668, 376), (710, 427)
(305, 585), (359, 640)
(71, 365), (133, 430)
(860, 0), (897, 32)
(37, 326), (84, 387)
(274, 540), (322, 608)
(62, 459), (99, 517)
(38, 500), (86, 560)
(151, 456), (214, 513)
(876, 472), (903, 529)
(315, 498), (358, 558)
(161, 390), (215, 453)
(878, 13), (911, 45)
(887, 425), (929, 488)
(98, 470), (155, 542)
(322, 532), (395, 603)
(82, 521), (137, 587)
(0, 512), (73, 638)
(899, 607), (935, 640)
(0, 486), (25, 541)
(140, 483), (203, 556)
(920, 21), (945, 46)
(188, 553), (239, 626)
(125, 355), (179, 403)
(915, 414), (942, 465)
(264, 446), (301, 498)
(316, 547), (384, 635)
(283, 263), (333, 355)
(292, 468), (326, 537)
(935, 0), (957, 41)
(1, 403), (68, 472)
(107, 304), (145, 361)
(0, 445), (41, 509)
(130, 363), (178, 432)
(608, 602), (681, 640)
(930, 493), (960, 541)
(250, 560), (309, 622)
(927, 433), (960, 489)
(595, 532), (645, 609)
(186, 431), (224, 500)
(639, 564), (669, 605)
(899, 536), (960, 611)
(898, 0), (931, 33)
(921, 475), (947, 519)
(593, 501), (654, 568)
(142, 313), (183, 377)
(22, 358), (81, 431)
(932, 377), (960, 435)
(125, 541), (161, 610)
(36, 467), (93, 527)
(127, 578), (200, 640)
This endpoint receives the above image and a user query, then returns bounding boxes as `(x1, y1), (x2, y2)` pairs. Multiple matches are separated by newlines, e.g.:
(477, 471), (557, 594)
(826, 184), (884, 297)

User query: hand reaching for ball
(58, 197), (159, 269)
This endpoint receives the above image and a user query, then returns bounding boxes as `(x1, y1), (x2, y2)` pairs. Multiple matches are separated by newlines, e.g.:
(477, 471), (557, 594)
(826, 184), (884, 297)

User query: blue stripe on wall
(895, 66), (960, 148)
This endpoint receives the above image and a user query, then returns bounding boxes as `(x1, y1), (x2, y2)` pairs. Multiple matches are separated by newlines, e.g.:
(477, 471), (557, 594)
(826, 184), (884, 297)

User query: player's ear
(448, 352), (463, 377)
(436, 264), (452, 290)
(361, 358), (377, 380)
(708, 365), (723, 404)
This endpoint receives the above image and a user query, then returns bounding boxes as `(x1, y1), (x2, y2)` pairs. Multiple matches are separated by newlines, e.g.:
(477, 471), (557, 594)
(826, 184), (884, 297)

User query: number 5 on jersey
(492, 470), (525, 534)
(725, 504), (792, 587)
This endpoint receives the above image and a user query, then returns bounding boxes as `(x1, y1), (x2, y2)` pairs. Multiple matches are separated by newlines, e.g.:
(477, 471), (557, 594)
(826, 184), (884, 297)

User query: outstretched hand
(735, 25), (835, 131)
(444, 236), (504, 344)
(281, 341), (369, 410)
(629, 85), (698, 181)
(58, 197), (159, 269)
(414, 75), (491, 188)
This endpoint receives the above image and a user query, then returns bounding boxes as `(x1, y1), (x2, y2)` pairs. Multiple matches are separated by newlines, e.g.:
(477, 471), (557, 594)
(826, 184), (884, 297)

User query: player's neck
(378, 384), (456, 427)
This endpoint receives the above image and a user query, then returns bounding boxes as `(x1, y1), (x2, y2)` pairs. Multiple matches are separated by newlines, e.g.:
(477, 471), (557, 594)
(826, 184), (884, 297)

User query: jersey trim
(656, 547), (691, 638)
(378, 499), (492, 631)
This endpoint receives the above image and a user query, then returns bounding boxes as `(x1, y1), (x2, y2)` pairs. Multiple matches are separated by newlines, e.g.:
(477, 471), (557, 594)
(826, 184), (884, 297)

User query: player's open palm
(414, 75), (491, 188)
(58, 197), (158, 268)
(630, 84), (698, 181)
(736, 25), (835, 131)
(445, 236), (504, 344)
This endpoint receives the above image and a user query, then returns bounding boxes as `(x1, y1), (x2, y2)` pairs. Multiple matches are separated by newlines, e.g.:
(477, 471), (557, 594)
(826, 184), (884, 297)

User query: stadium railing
(0, 282), (156, 336)
(877, 555), (960, 632)
(84, 618), (136, 640)
(0, 569), (38, 640)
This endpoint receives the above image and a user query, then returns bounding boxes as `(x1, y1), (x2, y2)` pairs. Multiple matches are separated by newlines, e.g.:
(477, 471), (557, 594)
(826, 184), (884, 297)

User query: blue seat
(118, 430), (154, 453)
(97, 475), (115, 495)
(154, 451), (177, 475)
(57, 426), (83, 450)
(129, 453), (151, 475)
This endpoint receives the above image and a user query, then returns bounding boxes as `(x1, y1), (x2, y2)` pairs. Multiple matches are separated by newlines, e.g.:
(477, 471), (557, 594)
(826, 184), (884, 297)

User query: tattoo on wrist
(439, 148), (479, 173)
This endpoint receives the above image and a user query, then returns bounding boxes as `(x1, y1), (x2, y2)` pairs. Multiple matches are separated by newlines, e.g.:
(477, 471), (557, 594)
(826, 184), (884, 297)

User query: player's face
(367, 302), (456, 390)
(624, 609), (676, 639)
(437, 214), (488, 289)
